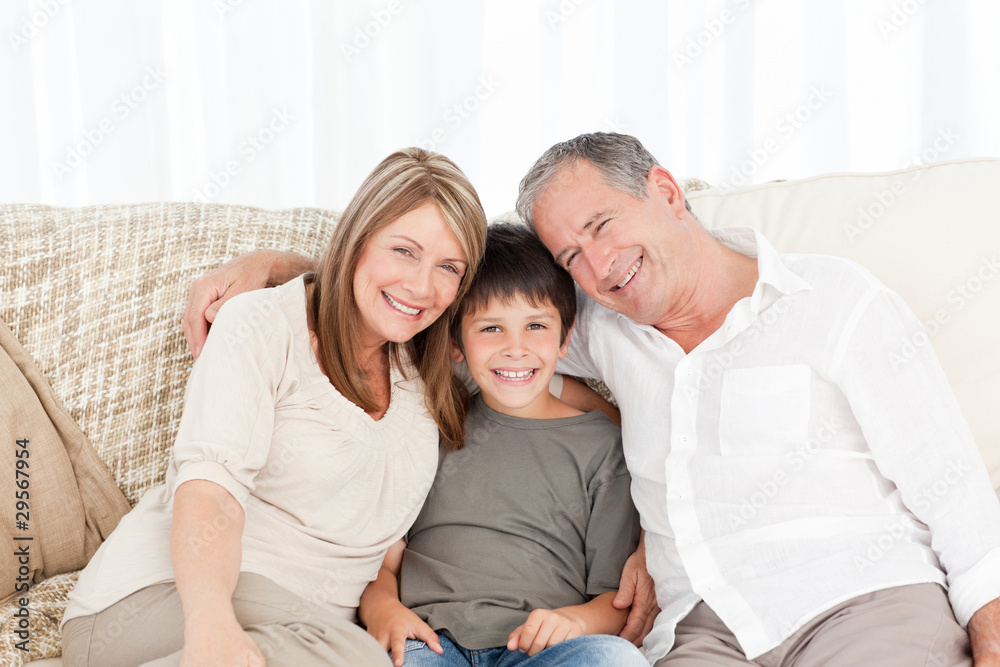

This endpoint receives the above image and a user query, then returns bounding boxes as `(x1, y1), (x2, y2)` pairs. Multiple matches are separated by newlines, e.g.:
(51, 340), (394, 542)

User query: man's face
(531, 160), (698, 329)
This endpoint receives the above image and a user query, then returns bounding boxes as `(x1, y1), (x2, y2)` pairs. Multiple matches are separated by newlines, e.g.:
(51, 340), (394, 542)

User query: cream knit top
(64, 276), (440, 623)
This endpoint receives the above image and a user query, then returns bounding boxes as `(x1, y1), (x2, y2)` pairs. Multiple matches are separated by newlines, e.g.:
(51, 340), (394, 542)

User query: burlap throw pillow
(0, 319), (130, 605)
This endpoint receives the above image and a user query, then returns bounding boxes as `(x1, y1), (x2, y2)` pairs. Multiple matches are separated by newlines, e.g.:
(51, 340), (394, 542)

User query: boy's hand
(507, 608), (586, 656)
(366, 603), (443, 667)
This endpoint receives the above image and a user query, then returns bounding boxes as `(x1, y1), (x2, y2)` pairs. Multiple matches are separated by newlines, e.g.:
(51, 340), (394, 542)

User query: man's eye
(596, 219), (610, 234)
(565, 251), (579, 269)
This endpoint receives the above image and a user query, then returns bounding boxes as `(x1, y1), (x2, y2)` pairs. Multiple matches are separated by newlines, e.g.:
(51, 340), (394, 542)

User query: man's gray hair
(516, 132), (691, 228)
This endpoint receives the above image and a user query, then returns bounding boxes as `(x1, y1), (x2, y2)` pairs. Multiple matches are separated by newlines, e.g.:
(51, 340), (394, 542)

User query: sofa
(2, 157), (998, 665)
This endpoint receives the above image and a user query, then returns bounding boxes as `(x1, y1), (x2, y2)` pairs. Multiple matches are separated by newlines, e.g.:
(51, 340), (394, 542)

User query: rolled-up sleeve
(169, 291), (288, 511)
(836, 288), (1000, 625)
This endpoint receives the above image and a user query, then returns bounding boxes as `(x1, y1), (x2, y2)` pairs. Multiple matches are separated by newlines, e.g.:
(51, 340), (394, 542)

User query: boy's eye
(527, 323), (546, 330)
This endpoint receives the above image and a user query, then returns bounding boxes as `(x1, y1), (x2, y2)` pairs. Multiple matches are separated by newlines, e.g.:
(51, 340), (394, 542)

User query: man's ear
(450, 336), (465, 363)
(647, 165), (687, 214)
(559, 318), (576, 359)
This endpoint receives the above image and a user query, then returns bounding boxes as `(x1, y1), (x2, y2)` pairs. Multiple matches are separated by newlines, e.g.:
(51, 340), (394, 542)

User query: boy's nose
(503, 333), (528, 357)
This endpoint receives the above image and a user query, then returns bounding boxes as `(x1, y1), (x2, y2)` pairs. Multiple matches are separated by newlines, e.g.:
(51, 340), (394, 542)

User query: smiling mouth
(493, 369), (536, 382)
(613, 257), (642, 291)
(383, 292), (422, 316)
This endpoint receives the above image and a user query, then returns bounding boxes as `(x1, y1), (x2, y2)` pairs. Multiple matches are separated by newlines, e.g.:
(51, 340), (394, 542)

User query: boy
(359, 223), (647, 667)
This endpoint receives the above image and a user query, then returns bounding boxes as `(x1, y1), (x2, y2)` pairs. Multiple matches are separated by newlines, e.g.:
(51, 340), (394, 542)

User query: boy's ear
(559, 318), (576, 359)
(449, 336), (465, 363)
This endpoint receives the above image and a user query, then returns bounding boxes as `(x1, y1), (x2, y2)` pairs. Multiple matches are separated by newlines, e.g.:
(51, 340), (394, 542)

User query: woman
(61, 148), (488, 667)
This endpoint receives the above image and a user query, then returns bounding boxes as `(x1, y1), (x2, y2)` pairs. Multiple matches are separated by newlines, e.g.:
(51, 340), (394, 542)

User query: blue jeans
(399, 634), (648, 666)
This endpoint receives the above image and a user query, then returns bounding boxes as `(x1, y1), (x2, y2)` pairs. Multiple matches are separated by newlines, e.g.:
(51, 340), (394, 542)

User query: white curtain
(2, 0), (998, 218)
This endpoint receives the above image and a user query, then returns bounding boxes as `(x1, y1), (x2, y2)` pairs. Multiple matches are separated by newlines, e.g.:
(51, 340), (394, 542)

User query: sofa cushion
(0, 321), (129, 603)
(1, 204), (341, 507)
(686, 157), (1000, 495)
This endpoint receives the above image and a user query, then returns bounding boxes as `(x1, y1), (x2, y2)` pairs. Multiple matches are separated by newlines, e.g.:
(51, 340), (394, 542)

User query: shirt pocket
(719, 365), (810, 456)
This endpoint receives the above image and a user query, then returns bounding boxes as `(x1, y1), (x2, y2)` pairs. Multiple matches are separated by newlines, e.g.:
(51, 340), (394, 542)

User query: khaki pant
(62, 572), (391, 667)
(655, 583), (971, 667)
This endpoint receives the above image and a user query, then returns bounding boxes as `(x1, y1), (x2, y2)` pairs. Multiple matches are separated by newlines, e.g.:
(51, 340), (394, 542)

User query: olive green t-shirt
(400, 395), (640, 650)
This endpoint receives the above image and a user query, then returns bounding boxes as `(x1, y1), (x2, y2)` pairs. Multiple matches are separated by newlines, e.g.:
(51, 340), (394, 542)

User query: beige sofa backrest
(1, 204), (341, 505)
(687, 158), (1000, 495)
(1, 159), (997, 508)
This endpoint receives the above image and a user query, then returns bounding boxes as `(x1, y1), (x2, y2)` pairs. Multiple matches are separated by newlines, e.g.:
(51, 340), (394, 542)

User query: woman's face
(354, 202), (468, 353)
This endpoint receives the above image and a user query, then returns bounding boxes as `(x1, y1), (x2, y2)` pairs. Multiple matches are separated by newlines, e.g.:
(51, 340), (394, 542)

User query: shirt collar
(612, 226), (813, 329)
(709, 226), (813, 316)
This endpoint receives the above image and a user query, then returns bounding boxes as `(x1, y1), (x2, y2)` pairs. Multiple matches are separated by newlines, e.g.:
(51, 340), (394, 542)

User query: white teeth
(384, 292), (421, 315)
(616, 257), (642, 289)
(494, 369), (534, 380)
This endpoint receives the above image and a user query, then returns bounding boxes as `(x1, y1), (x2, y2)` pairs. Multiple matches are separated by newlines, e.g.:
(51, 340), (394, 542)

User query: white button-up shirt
(558, 227), (1000, 662)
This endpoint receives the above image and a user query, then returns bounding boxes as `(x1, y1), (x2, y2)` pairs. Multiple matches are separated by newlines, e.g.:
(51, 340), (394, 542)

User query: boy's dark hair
(451, 222), (576, 348)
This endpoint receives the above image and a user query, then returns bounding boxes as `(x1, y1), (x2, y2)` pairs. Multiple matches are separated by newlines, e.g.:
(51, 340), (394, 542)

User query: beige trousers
(61, 572), (391, 667)
(654, 583), (971, 667)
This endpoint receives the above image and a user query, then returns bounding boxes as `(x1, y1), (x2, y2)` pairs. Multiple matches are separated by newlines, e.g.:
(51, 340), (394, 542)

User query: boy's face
(452, 293), (571, 420)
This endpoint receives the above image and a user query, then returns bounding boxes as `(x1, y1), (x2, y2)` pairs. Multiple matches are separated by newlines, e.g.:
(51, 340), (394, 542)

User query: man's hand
(614, 533), (659, 645)
(969, 597), (1000, 666)
(365, 602), (443, 667)
(182, 250), (316, 358)
(507, 608), (586, 656)
(180, 614), (265, 667)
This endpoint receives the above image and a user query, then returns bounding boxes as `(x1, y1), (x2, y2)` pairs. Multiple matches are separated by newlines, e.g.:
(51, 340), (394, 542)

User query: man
(184, 133), (1000, 666)
(514, 133), (1000, 666)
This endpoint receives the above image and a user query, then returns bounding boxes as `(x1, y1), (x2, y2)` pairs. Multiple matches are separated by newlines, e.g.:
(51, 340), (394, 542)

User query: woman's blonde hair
(309, 147), (486, 450)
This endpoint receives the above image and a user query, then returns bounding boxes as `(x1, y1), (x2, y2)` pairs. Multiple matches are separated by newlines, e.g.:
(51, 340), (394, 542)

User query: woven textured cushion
(1, 204), (341, 506)
(0, 573), (77, 665)
(2, 203), (340, 663)
(0, 320), (129, 602)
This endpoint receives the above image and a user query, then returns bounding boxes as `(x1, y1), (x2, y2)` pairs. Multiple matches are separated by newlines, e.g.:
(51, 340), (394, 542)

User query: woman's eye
(441, 263), (460, 275)
(481, 326), (500, 333)
(394, 247), (413, 257)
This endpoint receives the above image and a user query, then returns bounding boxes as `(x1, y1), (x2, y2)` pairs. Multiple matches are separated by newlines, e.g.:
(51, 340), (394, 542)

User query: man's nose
(582, 241), (615, 279)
